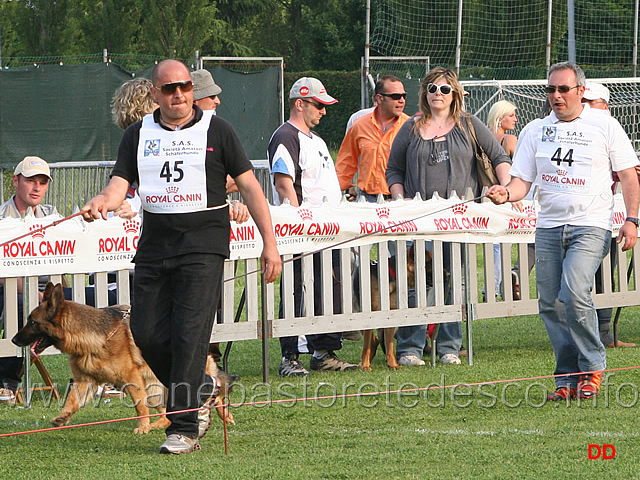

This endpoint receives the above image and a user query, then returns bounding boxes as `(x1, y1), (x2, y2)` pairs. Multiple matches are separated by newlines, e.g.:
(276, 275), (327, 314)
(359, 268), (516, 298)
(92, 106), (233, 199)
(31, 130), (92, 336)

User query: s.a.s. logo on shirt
(144, 139), (161, 156)
(541, 126), (556, 142)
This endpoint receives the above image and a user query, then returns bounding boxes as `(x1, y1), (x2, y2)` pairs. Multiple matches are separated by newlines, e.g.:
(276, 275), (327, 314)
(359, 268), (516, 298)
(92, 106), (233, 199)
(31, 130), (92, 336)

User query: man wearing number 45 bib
(83, 59), (281, 454)
(487, 62), (640, 402)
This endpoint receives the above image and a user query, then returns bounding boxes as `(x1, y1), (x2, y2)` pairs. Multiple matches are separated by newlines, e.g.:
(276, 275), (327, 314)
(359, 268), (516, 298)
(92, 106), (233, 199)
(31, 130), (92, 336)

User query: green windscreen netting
(0, 62), (281, 169)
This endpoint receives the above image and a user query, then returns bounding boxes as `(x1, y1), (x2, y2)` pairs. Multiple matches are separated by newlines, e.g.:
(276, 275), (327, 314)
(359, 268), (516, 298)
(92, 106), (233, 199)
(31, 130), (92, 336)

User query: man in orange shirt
(336, 75), (409, 201)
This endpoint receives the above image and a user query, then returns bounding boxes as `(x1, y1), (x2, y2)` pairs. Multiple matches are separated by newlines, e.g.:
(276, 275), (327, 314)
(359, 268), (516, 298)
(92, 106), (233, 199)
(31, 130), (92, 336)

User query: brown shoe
(606, 339), (636, 348)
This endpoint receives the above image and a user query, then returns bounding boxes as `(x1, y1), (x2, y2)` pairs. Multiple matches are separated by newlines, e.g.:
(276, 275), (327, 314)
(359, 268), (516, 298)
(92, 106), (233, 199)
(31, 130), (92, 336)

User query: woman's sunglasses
(427, 83), (453, 95)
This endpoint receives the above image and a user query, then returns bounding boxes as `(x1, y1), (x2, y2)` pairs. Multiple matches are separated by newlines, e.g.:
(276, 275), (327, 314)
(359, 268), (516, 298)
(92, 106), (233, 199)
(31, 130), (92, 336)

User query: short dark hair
(374, 75), (403, 96)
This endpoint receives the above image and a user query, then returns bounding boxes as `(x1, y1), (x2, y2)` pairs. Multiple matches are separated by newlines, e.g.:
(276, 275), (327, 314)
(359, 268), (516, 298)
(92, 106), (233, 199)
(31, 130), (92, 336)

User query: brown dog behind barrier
(12, 282), (235, 433)
(355, 244), (436, 370)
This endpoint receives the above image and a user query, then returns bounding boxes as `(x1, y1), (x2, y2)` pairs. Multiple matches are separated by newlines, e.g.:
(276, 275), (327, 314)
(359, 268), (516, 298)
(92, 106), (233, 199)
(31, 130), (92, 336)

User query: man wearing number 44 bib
(487, 62), (640, 402)
(83, 59), (281, 454)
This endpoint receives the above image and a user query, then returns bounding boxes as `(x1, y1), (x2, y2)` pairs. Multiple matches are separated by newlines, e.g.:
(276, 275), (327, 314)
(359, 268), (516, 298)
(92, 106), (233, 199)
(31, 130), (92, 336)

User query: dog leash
(226, 194), (489, 282)
(0, 196), (243, 248)
(104, 308), (130, 343)
(0, 210), (88, 248)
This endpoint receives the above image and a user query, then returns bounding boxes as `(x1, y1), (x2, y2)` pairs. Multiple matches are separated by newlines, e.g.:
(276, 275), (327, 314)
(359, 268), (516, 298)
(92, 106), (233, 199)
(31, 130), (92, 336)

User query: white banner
(0, 194), (627, 276)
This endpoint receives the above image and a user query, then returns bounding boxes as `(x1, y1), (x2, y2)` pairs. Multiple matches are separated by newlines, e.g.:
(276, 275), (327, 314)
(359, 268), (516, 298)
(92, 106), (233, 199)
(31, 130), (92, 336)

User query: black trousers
(279, 250), (343, 357)
(131, 253), (220, 439)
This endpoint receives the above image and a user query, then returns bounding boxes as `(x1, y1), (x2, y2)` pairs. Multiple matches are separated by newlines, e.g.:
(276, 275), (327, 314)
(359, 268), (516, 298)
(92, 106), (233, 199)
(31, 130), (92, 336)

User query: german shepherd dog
(354, 244), (436, 371)
(12, 282), (235, 433)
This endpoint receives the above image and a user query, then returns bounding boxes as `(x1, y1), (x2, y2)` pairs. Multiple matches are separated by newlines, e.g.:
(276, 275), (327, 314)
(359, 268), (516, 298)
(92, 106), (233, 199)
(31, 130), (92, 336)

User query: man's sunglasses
(379, 92), (407, 100)
(302, 99), (325, 110)
(544, 85), (579, 94)
(159, 81), (193, 95)
(427, 83), (453, 95)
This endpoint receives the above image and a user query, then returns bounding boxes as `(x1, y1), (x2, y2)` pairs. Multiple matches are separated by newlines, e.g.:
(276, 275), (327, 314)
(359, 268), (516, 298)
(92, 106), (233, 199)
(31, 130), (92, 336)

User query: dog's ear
(425, 250), (434, 272)
(42, 282), (55, 301)
(45, 283), (65, 317)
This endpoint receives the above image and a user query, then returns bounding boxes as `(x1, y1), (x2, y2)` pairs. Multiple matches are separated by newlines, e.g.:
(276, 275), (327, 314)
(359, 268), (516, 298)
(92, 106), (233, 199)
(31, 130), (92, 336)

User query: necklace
(380, 117), (397, 135)
(160, 111), (194, 131)
(431, 118), (451, 129)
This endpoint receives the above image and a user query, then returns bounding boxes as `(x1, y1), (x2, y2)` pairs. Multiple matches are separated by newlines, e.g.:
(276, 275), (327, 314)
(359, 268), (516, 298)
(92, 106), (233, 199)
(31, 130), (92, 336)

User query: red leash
(0, 210), (87, 248)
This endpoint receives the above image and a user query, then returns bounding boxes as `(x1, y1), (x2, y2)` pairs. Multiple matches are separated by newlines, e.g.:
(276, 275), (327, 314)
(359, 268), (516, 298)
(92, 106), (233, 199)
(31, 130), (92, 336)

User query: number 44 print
(551, 148), (574, 166)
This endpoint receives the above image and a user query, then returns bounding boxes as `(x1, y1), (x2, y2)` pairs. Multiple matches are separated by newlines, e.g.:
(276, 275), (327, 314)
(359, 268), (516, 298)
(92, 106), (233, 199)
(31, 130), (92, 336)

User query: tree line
(1, 1), (635, 74)
(0, 0), (366, 71)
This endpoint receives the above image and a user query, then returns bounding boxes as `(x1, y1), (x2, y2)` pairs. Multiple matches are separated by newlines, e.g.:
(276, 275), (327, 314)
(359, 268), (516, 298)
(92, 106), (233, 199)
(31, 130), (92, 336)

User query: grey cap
(192, 69), (222, 101)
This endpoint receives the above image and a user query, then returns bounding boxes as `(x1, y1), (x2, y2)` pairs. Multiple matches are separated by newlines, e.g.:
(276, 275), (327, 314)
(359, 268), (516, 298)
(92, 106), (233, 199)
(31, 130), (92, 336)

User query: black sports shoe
(279, 354), (309, 377)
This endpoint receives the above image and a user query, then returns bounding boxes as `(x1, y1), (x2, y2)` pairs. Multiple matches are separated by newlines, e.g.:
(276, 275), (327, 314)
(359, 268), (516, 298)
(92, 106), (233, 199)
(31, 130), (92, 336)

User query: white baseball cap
(584, 82), (610, 104)
(289, 77), (338, 105)
(14, 156), (52, 180)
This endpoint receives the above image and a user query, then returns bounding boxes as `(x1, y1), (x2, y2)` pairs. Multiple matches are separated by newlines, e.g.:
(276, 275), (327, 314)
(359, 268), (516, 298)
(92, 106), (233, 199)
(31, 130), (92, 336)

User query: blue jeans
(536, 225), (610, 388)
(395, 293), (459, 359)
(396, 242), (461, 359)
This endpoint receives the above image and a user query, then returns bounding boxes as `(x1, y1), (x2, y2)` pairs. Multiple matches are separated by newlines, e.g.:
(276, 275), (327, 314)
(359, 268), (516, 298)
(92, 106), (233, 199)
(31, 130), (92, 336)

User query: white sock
(313, 350), (328, 359)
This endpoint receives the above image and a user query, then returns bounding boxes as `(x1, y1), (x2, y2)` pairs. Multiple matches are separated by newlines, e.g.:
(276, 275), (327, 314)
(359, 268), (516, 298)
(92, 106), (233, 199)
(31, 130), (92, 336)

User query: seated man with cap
(0, 156), (58, 404)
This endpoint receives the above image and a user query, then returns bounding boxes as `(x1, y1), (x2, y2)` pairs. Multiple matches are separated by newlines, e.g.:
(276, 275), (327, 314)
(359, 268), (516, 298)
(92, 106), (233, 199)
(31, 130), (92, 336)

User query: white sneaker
(440, 353), (462, 365)
(398, 355), (426, 366)
(159, 434), (201, 454)
(95, 384), (124, 398)
(0, 387), (16, 404)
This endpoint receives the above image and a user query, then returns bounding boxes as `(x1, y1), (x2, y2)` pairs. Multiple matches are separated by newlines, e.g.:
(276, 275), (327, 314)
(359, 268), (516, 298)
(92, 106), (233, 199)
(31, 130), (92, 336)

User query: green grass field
(3, 309), (640, 480)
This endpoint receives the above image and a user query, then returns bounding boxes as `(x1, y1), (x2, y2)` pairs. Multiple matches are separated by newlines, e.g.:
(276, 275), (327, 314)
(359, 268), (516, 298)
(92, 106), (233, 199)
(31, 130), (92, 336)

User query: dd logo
(588, 444), (616, 459)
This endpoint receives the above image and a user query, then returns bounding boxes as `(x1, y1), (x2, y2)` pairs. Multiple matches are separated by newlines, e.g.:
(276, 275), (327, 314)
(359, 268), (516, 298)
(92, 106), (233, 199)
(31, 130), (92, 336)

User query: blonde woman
(487, 100), (518, 157)
(111, 78), (157, 130)
(387, 66), (512, 365)
(486, 100), (521, 299)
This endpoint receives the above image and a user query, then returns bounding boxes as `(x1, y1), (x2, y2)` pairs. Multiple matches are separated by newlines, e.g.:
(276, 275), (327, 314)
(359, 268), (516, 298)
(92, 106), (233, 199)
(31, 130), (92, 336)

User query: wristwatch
(625, 217), (639, 227)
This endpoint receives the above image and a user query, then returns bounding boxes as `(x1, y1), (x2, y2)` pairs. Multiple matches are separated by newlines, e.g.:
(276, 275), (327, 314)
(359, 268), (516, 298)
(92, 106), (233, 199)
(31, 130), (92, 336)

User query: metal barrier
(0, 161), (273, 215)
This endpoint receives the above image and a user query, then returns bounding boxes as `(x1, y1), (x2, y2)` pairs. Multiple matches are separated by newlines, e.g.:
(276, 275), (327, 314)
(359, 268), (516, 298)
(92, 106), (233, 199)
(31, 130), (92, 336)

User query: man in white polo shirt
(487, 62), (640, 402)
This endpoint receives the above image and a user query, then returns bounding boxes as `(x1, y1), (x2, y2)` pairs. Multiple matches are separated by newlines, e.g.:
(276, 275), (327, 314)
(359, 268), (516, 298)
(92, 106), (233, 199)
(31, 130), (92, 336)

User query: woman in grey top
(385, 66), (512, 366)
(387, 67), (511, 200)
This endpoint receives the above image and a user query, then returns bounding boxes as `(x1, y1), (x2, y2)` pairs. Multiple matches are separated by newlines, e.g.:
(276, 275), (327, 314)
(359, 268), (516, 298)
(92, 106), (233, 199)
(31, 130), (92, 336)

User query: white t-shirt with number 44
(510, 104), (639, 230)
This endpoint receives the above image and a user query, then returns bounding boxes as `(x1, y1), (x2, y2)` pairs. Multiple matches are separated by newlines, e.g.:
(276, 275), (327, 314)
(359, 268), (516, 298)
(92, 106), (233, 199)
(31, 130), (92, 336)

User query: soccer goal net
(461, 79), (640, 151)
(370, 0), (639, 80)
